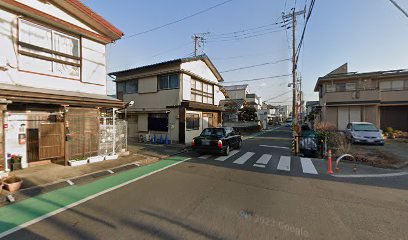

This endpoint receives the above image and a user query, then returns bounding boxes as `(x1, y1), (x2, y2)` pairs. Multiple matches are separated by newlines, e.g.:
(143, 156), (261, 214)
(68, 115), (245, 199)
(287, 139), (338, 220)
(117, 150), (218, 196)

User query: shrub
(383, 127), (394, 133)
(314, 122), (348, 156)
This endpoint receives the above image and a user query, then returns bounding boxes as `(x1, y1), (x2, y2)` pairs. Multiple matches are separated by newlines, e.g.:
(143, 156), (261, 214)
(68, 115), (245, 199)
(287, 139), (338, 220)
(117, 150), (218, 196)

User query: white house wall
(0, 8), (108, 95)
(182, 74), (191, 101)
(181, 60), (218, 83)
(214, 85), (225, 105)
(16, 0), (97, 33)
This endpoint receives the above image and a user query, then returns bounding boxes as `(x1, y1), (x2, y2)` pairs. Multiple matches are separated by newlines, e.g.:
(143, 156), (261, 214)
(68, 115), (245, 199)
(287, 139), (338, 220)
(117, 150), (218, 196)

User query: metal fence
(99, 117), (127, 156)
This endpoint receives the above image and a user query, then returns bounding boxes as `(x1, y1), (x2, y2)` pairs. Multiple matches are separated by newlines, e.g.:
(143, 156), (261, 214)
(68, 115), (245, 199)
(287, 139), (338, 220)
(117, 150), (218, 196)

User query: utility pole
(283, 9), (305, 155)
(192, 33), (209, 57)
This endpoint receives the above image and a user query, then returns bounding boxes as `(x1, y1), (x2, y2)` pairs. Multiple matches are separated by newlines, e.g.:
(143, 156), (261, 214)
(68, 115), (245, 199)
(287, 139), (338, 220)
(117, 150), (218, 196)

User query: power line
(121, 0), (233, 40)
(209, 22), (283, 38)
(295, 0), (315, 64)
(388, 0), (408, 19)
(223, 74), (292, 83)
(206, 29), (284, 43)
(264, 90), (292, 102)
(220, 58), (291, 73)
(207, 26), (282, 40)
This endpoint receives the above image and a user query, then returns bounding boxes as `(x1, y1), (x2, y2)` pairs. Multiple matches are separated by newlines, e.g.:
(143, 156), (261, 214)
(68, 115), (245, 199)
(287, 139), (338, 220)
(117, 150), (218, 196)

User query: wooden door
(39, 123), (64, 160)
(27, 129), (39, 162)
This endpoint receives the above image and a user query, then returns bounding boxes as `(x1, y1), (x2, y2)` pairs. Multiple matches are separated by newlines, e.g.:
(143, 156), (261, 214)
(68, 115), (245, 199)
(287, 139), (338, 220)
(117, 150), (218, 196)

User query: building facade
(110, 55), (225, 145)
(315, 64), (408, 131)
(0, 0), (123, 171)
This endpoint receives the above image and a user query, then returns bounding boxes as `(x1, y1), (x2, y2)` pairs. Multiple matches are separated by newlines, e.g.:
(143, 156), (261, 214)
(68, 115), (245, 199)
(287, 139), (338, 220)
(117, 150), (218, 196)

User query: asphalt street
(3, 127), (408, 239)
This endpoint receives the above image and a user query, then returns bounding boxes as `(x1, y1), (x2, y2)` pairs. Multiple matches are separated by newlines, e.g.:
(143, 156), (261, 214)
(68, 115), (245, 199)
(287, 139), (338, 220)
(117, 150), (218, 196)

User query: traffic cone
(327, 149), (334, 174)
(165, 134), (169, 145)
(159, 134), (163, 144)
(153, 134), (157, 144)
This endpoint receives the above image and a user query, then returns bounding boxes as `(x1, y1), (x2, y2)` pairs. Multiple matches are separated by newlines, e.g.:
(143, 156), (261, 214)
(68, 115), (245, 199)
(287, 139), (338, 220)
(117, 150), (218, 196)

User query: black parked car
(192, 127), (242, 156)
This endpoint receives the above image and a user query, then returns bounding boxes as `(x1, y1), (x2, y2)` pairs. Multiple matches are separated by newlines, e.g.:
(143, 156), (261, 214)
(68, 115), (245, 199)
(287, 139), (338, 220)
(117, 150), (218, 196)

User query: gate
(65, 108), (99, 161)
(39, 123), (65, 160)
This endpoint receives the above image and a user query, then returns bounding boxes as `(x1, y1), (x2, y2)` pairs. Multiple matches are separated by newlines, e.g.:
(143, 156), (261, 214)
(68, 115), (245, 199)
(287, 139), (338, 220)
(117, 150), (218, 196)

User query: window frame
(186, 113), (200, 131)
(158, 74), (180, 90)
(190, 79), (214, 104)
(17, 18), (82, 80)
(125, 79), (139, 94)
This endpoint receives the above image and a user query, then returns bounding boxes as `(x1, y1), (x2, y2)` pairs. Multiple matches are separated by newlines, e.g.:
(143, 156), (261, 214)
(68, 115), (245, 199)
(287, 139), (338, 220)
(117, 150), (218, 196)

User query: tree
(239, 105), (257, 121)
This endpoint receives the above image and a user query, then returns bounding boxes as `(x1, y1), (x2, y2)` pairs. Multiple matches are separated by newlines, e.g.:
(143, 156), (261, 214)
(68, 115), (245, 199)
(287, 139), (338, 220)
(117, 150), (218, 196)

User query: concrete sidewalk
(0, 143), (187, 205)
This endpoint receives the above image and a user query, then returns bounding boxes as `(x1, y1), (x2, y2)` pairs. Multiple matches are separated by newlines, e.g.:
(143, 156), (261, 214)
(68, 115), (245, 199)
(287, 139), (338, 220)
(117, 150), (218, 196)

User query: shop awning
(0, 83), (124, 108)
(181, 101), (224, 112)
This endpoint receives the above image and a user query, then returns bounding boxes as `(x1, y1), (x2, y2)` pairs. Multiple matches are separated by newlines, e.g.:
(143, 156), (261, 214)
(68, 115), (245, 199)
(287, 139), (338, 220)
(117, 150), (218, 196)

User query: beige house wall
(326, 107), (338, 127)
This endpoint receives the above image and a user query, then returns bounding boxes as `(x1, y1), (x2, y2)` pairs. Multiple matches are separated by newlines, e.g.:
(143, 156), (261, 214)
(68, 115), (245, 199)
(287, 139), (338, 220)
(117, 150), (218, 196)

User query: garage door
(337, 106), (361, 130)
(381, 106), (408, 131)
(337, 107), (349, 130)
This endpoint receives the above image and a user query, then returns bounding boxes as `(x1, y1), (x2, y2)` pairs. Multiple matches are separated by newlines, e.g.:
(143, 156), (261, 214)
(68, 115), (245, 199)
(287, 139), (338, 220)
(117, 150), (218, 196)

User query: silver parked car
(345, 122), (385, 145)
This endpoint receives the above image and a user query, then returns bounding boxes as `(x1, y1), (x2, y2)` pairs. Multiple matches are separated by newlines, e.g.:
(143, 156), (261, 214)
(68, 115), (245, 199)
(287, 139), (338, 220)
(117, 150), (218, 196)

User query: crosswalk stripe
(300, 158), (318, 175)
(277, 156), (291, 171)
(199, 155), (211, 159)
(255, 154), (272, 165)
(214, 150), (239, 161)
(253, 164), (266, 168)
(233, 152), (255, 165)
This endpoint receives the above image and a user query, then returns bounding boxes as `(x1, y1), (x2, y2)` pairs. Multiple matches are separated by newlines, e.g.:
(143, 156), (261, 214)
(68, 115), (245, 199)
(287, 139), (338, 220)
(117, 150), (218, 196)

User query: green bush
(383, 127), (394, 133)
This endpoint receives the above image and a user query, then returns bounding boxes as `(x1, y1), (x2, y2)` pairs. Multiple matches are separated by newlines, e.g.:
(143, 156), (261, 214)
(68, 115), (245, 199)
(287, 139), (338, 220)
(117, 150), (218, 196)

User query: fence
(99, 117), (127, 156)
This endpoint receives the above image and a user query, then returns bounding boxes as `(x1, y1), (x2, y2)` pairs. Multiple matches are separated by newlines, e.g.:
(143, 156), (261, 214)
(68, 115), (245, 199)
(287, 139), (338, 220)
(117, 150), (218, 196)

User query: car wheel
(237, 140), (242, 149)
(224, 145), (230, 156)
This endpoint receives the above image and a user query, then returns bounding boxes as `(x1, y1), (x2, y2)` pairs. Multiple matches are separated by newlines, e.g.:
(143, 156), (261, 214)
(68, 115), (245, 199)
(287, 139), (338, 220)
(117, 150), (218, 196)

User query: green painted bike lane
(0, 156), (189, 237)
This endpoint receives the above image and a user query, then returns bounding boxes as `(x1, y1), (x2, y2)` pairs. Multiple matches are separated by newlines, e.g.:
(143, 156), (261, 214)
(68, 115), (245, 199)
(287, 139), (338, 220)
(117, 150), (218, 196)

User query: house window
(18, 19), (80, 79)
(186, 113), (200, 130)
(335, 83), (346, 92)
(190, 79), (214, 104)
(158, 74), (179, 90)
(116, 82), (125, 100)
(346, 83), (356, 91)
(380, 80), (406, 90)
(148, 113), (168, 131)
(126, 79), (138, 94)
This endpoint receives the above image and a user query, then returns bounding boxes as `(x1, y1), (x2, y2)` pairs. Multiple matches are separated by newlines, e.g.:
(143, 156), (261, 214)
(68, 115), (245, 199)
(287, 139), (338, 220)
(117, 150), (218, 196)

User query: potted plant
(68, 156), (88, 167)
(105, 153), (119, 161)
(10, 155), (22, 171)
(3, 176), (23, 193)
(88, 155), (104, 163)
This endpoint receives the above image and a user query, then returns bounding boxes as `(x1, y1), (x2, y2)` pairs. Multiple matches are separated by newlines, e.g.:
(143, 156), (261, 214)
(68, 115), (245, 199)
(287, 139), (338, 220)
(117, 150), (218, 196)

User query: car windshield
(353, 124), (378, 131)
(200, 128), (225, 137)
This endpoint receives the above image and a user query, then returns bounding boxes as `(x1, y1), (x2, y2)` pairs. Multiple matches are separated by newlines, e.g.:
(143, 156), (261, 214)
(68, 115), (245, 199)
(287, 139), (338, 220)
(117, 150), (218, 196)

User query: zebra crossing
(197, 151), (321, 175)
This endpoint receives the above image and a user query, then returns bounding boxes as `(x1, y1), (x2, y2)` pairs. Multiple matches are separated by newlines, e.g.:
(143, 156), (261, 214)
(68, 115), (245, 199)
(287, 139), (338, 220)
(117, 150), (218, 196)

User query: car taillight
(192, 139), (196, 146)
(218, 140), (223, 148)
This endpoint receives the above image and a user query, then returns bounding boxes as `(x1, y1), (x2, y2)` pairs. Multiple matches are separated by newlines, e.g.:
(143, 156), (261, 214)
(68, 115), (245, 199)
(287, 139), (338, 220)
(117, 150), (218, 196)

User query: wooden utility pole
(283, 9), (304, 155)
(192, 33), (209, 57)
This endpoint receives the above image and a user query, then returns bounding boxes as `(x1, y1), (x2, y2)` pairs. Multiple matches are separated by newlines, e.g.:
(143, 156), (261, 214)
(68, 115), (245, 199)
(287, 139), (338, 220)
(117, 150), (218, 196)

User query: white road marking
(107, 170), (115, 174)
(300, 158), (318, 175)
(333, 172), (408, 178)
(253, 164), (266, 168)
(259, 145), (290, 149)
(0, 158), (192, 239)
(277, 156), (291, 171)
(233, 152), (255, 165)
(214, 150), (239, 161)
(255, 154), (272, 165)
(199, 155), (211, 159)
(66, 180), (74, 186)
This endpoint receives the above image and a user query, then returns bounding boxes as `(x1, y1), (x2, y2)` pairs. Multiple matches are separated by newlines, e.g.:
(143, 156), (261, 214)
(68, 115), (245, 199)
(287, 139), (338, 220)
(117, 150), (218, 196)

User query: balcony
(324, 89), (380, 104)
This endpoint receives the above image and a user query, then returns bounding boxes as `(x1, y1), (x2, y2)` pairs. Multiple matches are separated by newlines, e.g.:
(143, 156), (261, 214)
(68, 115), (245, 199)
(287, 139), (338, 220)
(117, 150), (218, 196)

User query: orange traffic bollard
(327, 149), (334, 174)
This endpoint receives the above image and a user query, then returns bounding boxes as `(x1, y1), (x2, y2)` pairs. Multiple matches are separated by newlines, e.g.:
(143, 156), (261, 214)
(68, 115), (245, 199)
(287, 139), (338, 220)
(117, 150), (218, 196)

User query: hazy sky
(83, 0), (408, 106)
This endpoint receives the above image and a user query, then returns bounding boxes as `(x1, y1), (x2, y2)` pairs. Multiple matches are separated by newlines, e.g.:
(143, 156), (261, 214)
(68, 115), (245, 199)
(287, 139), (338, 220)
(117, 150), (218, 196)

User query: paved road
(4, 127), (408, 239)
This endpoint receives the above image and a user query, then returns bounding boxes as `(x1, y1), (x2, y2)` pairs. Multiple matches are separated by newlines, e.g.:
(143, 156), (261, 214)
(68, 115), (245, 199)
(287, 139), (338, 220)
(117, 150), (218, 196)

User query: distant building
(109, 55), (225, 144)
(314, 63), (408, 131)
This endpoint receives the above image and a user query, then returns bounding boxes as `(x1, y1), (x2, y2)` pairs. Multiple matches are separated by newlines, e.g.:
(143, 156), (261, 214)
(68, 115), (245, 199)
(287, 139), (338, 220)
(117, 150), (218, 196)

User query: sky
(82, 0), (408, 106)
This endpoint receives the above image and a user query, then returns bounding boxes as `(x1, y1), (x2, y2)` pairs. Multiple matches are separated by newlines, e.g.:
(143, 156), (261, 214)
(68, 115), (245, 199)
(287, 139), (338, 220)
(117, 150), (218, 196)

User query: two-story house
(314, 63), (408, 131)
(0, 0), (123, 171)
(109, 55), (225, 145)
